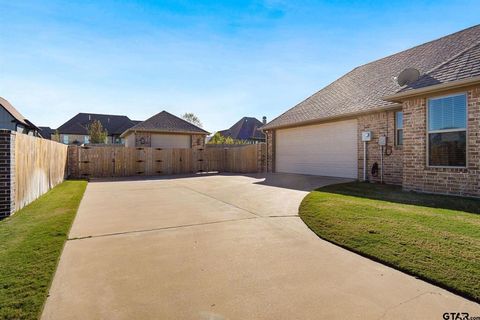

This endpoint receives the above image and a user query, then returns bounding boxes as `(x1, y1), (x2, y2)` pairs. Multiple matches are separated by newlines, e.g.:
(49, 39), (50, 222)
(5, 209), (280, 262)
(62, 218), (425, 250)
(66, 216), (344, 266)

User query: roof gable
(123, 111), (209, 136)
(0, 97), (30, 127)
(264, 24), (480, 129)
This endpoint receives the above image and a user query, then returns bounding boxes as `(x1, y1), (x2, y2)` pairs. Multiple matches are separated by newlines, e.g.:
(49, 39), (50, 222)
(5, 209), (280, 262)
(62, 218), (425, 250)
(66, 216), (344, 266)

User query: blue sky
(0, 1), (478, 132)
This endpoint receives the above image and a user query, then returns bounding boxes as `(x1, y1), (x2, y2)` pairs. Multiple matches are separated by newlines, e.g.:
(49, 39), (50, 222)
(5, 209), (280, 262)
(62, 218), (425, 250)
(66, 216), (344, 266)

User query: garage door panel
(276, 119), (358, 179)
(151, 134), (191, 148)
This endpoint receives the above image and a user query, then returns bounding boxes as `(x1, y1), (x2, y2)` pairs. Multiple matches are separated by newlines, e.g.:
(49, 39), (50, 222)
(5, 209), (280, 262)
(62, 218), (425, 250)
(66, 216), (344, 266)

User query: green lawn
(299, 182), (480, 302)
(0, 181), (87, 320)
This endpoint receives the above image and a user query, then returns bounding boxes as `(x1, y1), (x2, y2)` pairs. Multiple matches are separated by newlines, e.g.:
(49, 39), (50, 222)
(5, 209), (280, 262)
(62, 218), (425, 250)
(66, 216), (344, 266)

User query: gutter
(383, 76), (480, 102)
(263, 75), (480, 131)
(261, 103), (402, 131)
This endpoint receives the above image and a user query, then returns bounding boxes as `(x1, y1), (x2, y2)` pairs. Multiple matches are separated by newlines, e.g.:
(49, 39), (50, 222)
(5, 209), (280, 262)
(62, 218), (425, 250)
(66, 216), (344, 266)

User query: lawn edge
(298, 192), (480, 305)
(37, 180), (88, 319)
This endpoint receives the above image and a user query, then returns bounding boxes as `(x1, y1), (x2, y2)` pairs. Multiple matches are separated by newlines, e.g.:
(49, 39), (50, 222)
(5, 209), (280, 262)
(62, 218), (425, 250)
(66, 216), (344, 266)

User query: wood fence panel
(171, 148), (193, 174)
(135, 148), (146, 175)
(68, 143), (265, 178)
(79, 146), (115, 177)
(15, 134), (68, 211)
(225, 144), (258, 173)
(124, 147), (137, 176)
(204, 148), (225, 172)
(113, 147), (125, 176)
(152, 148), (163, 175)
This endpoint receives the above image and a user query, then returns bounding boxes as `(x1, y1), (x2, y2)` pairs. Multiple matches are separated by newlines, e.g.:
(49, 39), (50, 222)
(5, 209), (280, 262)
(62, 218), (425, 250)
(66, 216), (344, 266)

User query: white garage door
(151, 134), (191, 148)
(276, 119), (358, 178)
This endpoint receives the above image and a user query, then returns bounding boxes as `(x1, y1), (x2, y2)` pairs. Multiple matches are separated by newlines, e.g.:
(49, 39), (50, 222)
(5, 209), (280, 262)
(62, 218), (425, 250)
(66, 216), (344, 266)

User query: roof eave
(383, 76), (480, 102)
(261, 103), (402, 131)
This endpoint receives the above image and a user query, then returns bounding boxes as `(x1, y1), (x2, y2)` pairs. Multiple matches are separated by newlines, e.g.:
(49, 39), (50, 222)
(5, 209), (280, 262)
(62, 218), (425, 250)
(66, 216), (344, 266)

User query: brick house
(121, 111), (209, 148)
(262, 25), (480, 197)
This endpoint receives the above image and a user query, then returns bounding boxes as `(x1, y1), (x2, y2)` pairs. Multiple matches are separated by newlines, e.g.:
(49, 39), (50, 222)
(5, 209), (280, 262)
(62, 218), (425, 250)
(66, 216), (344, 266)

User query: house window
(84, 136), (89, 144)
(63, 135), (69, 144)
(427, 93), (467, 167)
(395, 111), (403, 145)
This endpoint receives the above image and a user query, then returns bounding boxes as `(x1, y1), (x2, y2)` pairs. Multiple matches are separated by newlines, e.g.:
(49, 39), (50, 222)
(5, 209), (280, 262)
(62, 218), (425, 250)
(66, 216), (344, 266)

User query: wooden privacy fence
(13, 132), (68, 212)
(68, 143), (265, 178)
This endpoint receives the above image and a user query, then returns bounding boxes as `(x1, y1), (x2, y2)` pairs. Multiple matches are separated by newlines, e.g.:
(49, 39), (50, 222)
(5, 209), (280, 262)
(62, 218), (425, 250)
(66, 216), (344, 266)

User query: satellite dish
(397, 68), (420, 86)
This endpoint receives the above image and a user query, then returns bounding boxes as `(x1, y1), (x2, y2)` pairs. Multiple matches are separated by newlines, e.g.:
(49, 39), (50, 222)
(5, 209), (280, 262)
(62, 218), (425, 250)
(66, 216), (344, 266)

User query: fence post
(0, 130), (15, 218)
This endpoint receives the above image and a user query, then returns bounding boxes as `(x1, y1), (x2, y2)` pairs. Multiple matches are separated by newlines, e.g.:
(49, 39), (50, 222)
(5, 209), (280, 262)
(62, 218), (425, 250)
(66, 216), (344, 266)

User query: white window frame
(395, 111), (403, 146)
(426, 92), (468, 168)
(63, 135), (69, 144)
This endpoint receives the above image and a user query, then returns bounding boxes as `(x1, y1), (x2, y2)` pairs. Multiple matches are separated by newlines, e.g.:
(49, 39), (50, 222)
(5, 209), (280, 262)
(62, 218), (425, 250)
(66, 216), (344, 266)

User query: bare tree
(181, 112), (203, 128)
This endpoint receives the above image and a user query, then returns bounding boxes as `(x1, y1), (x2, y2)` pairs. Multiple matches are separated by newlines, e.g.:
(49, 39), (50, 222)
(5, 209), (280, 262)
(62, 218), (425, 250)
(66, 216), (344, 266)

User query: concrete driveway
(42, 173), (479, 319)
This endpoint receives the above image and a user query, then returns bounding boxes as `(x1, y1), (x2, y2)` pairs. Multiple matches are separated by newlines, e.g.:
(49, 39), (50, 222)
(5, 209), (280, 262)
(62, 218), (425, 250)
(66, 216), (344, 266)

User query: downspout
(265, 130), (268, 173)
(363, 140), (367, 181)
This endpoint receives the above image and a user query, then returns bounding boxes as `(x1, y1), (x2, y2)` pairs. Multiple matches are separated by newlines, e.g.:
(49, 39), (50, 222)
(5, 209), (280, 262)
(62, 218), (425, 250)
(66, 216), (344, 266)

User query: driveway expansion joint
(67, 217), (258, 241)
(174, 183), (263, 217)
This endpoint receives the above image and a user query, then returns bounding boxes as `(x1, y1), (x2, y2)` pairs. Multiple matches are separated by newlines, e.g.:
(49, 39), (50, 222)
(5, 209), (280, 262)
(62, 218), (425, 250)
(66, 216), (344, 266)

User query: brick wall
(191, 134), (206, 148)
(357, 111), (403, 185)
(0, 130), (14, 218)
(402, 86), (480, 197)
(266, 130), (274, 173)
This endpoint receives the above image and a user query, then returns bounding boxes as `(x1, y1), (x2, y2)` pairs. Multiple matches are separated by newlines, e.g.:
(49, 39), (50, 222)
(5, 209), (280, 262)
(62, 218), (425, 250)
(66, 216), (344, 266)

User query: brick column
(67, 145), (80, 179)
(257, 143), (266, 173)
(191, 134), (205, 148)
(0, 130), (15, 218)
(266, 130), (275, 172)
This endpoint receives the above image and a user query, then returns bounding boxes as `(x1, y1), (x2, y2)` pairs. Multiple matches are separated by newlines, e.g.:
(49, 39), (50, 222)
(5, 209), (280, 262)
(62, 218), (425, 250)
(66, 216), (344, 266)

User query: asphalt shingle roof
(57, 113), (138, 135)
(0, 97), (32, 127)
(38, 126), (55, 139)
(263, 25), (480, 130)
(123, 111), (209, 136)
(218, 117), (265, 141)
(400, 42), (480, 92)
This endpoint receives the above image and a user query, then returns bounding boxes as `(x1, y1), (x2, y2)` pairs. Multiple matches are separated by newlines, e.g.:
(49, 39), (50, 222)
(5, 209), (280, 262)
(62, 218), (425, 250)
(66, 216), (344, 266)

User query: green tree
(207, 132), (225, 144)
(52, 130), (60, 142)
(87, 120), (108, 144)
(207, 132), (251, 145)
(224, 136), (235, 144)
(181, 113), (203, 128)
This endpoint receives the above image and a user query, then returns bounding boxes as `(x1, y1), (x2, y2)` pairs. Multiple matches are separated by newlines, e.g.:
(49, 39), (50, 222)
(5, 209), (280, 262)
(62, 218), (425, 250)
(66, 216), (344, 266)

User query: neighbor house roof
(263, 24), (480, 130)
(121, 111), (209, 137)
(218, 117), (265, 141)
(57, 113), (139, 135)
(0, 97), (37, 129)
(38, 126), (55, 139)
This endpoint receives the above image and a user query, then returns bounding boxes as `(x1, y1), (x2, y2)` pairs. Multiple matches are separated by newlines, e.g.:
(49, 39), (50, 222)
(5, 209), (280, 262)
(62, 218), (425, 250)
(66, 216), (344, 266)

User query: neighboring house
(218, 116), (266, 143)
(121, 111), (209, 148)
(56, 113), (140, 145)
(262, 25), (480, 198)
(0, 97), (40, 136)
(38, 126), (55, 140)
